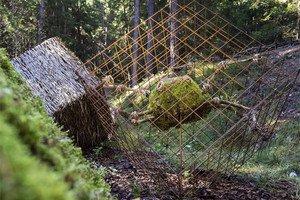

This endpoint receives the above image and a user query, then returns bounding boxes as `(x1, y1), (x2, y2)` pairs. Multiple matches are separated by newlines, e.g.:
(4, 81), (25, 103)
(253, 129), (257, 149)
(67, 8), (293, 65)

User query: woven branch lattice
(83, 1), (299, 198)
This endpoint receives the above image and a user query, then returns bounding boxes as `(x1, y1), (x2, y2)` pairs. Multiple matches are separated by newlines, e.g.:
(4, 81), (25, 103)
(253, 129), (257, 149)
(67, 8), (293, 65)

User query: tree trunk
(297, 0), (300, 41)
(62, 4), (67, 35)
(12, 38), (112, 150)
(170, 0), (179, 72)
(146, 0), (155, 75)
(37, 0), (46, 43)
(132, 0), (140, 86)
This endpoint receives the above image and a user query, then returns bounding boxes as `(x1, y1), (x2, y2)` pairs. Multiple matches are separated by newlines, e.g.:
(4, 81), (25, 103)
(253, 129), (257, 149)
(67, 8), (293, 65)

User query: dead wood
(12, 37), (113, 150)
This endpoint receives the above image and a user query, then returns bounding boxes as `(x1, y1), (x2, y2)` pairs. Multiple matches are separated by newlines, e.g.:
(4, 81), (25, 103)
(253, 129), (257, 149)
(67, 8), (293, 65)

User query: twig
(103, 84), (148, 94)
(219, 99), (251, 111)
(131, 115), (155, 124)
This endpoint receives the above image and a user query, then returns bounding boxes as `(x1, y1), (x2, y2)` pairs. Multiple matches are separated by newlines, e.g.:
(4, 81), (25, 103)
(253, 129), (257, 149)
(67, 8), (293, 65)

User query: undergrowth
(112, 57), (300, 194)
(239, 120), (300, 191)
(0, 48), (111, 200)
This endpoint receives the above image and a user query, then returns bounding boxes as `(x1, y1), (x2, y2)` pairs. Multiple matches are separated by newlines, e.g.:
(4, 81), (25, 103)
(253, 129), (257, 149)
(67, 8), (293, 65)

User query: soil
(89, 147), (297, 200)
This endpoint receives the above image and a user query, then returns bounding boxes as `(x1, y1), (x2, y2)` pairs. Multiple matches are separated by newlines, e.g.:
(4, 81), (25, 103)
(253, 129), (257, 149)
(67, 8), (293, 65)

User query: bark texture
(37, 0), (46, 43)
(297, 1), (300, 40)
(12, 37), (113, 150)
(146, 0), (155, 75)
(170, 0), (179, 71)
(132, 0), (141, 86)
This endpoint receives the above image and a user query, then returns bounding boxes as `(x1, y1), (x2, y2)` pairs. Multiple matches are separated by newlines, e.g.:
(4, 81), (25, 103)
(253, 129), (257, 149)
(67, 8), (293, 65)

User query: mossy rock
(148, 75), (212, 130)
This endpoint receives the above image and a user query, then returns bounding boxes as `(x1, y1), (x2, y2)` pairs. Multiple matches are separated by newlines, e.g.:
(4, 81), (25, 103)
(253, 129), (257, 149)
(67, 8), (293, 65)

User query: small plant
(132, 182), (141, 198)
(93, 146), (104, 156)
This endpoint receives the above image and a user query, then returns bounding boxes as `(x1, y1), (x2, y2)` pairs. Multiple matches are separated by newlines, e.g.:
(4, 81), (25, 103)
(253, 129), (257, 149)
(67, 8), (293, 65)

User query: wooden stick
(131, 115), (155, 124)
(103, 84), (146, 93)
(219, 99), (251, 111)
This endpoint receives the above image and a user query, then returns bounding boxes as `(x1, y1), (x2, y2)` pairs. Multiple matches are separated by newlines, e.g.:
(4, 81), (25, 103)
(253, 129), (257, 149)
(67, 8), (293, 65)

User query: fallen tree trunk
(12, 37), (113, 150)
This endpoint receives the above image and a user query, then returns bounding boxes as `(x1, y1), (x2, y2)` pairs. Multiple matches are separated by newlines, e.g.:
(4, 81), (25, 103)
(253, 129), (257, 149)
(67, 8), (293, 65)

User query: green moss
(131, 92), (148, 108)
(0, 49), (23, 84)
(148, 75), (211, 130)
(0, 49), (111, 200)
(0, 115), (73, 200)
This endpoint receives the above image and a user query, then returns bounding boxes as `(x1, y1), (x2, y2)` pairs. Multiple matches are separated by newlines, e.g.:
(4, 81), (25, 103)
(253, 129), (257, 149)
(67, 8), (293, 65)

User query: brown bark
(170, 0), (179, 71)
(37, 0), (46, 43)
(146, 0), (155, 75)
(297, 1), (300, 40)
(12, 38), (112, 150)
(132, 0), (140, 86)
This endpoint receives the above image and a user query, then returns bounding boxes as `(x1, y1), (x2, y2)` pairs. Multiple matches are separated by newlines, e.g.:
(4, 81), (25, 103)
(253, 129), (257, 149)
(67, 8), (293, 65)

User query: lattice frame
(81, 1), (299, 198)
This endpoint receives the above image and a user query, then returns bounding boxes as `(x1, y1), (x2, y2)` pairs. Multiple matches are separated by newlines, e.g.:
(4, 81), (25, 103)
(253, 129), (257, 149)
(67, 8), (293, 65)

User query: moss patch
(0, 48), (111, 200)
(148, 75), (211, 130)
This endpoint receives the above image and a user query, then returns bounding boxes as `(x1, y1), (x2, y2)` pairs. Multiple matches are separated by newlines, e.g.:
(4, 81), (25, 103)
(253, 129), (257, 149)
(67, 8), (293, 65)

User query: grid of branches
(83, 1), (299, 197)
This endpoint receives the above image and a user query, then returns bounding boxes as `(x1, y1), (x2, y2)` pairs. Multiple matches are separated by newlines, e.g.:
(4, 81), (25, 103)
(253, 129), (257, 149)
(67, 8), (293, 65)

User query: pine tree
(146, 0), (155, 75)
(37, 0), (46, 43)
(170, 0), (178, 71)
(297, 0), (300, 40)
(132, 0), (140, 85)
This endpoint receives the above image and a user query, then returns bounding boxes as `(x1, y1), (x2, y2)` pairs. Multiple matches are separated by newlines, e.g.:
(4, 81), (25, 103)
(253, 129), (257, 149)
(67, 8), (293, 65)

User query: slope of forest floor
(0, 49), (111, 200)
(90, 44), (300, 200)
(1, 42), (299, 199)
(238, 44), (300, 196)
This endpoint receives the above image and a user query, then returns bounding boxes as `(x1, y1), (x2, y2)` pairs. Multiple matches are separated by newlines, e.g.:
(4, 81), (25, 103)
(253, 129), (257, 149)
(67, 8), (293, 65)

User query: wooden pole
(178, 115), (184, 198)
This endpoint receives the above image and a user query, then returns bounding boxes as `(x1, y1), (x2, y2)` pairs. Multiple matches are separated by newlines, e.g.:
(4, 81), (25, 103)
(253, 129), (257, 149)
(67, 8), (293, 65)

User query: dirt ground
(90, 147), (297, 200)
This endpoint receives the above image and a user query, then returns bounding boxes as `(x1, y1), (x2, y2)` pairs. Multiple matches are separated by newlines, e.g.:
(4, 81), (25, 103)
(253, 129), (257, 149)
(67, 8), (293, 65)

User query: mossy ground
(0, 49), (111, 200)
(148, 75), (211, 130)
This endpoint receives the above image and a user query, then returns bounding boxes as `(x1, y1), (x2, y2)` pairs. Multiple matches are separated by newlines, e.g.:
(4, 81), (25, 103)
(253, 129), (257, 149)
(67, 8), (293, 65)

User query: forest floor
(273, 45), (300, 120)
(90, 45), (300, 200)
(91, 148), (297, 200)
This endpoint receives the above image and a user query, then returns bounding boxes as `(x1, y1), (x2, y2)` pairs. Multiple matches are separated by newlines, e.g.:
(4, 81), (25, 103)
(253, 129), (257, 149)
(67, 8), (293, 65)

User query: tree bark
(170, 0), (179, 72)
(132, 0), (140, 86)
(297, 0), (300, 41)
(12, 38), (112, 150)
(146, 0), (155, 75)
(37, 0), (46, 43)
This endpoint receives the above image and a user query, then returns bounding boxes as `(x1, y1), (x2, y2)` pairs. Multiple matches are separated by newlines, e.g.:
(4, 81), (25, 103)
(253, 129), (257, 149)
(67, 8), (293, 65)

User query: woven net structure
(83, 1), (299, 198)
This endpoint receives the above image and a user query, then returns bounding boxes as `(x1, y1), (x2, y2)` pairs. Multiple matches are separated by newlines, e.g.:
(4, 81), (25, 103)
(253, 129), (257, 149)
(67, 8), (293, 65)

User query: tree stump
(12, 37), (114, 150)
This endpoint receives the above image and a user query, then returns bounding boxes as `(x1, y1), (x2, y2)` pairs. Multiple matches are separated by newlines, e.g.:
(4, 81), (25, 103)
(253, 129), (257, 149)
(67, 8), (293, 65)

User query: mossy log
(148, 75), (212, 130)
(12, 37), (113, 150)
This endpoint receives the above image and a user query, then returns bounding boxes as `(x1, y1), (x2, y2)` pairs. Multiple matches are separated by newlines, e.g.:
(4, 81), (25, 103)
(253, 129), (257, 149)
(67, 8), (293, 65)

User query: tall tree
(0, 0), (38, 56)
(170, 0), (178, 71)
(37, 0), (46, 43)
(45, 0), (103, 61)
(132, 0), (140, 86)
(297, 0), (300, 40)
(146, 0), (155, 75)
